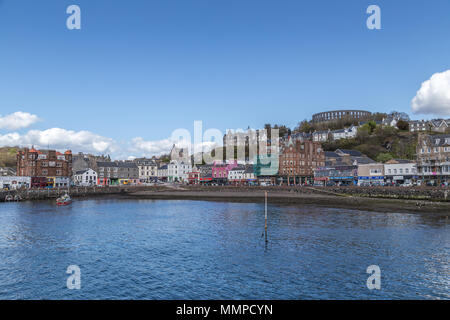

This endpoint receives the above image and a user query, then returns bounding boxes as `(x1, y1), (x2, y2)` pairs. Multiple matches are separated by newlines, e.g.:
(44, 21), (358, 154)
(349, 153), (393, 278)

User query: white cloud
(0, 111), (40, 130)
(411, 70), (450, 116)
(130, 137), (219, 158)
(0, 115), (222, 159)
(0, 128), (117, 155)
(130, 137), (174, 156)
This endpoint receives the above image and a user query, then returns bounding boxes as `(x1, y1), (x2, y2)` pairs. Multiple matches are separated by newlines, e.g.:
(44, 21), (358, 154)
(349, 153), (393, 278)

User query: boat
(56, 194), (72, 206)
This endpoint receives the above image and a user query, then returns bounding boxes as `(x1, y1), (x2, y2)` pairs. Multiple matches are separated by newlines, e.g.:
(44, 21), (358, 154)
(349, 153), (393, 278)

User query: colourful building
(212, 160), (237, 183)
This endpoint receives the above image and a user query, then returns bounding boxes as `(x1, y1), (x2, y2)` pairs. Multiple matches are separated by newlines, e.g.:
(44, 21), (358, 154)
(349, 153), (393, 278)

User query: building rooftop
(97, 162), (118, 167)
(335, 149), (363, 157)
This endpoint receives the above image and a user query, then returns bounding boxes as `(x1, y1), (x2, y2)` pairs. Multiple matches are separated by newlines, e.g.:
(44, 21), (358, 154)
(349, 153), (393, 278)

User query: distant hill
(0, 147), (19, 168)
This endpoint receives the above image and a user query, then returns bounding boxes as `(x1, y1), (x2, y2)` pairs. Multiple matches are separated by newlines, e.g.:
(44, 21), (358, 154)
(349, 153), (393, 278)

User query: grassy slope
(0, 147), (19, 168)
(322, 130), (418, 161)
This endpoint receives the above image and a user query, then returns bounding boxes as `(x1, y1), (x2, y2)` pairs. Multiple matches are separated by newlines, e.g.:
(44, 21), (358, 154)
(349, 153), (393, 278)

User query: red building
(17, 148), (72, 185)
(279, 136), (325, 185)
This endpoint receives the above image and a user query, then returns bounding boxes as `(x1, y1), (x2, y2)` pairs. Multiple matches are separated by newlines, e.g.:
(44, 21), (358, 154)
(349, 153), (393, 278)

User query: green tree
(356, 124), (371, 143)
(376, 153), (394, 163)
(296, 119), (312, 133)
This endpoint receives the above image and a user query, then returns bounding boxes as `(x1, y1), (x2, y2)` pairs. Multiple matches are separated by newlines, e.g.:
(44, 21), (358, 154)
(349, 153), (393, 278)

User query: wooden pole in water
(264, 191), (268, 242)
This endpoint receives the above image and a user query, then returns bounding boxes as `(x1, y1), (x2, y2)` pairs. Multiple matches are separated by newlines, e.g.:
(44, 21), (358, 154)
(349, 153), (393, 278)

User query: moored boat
(56, 194), (72, 206)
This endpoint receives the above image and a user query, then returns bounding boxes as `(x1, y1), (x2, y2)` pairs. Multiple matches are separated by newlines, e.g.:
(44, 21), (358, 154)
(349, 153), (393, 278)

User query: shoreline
(2, 185), (450, 215)
(123, 189), (450, 215)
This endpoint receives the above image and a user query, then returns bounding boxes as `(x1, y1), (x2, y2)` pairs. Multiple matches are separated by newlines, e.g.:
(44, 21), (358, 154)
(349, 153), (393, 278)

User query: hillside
(322, 127), (418, 162)
(0, 147), (19, 168)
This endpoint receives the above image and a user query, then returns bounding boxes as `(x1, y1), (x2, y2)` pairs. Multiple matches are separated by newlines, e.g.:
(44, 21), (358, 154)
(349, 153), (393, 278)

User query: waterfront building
(168, 160), (192, 183)
(314, 165), (358, 186)
(416, 134), (450, 184)
(357, 163), (385, 186)
(278, 136), (325, 185)
(243, 165), (257, 184)
(228, 165), (246, 185)
(252, 154), (279, 185)
(135, 158), (158, 182)
(16, 148), (72, 187)
(97, 162), (119, 185)
(157, 164), (168, 181)
(117, 161), (139, 185)
(53, 177), (70, 188)
(187, 165), (213, 185)
(187, 169), (200, 185)
(383, 159), (417, 185)
(73, 168), (98, 186)
(212, 160), (237, 184)
(0, 176), (31, 190)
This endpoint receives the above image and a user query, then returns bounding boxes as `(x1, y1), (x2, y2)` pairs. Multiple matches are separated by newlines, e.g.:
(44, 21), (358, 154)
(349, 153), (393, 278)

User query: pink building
(212, 160), (238, 180)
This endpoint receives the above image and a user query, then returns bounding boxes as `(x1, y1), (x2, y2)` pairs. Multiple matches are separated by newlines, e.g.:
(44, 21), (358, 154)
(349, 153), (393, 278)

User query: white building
(157, 164), (168, 180)
(73, 168), (97, 186)
(168, 160), (192, 182)
(382, 116), (399, 128)
(312, 130), (330, 142)
(0, 176), (31, 190)
(135, 159), (158, 182)
(332, 126), (358, 140)
(55, 177), (70, 188)
(384, 160), (417, 185)
(228, 166), (246, 182)
(357, 163), (385, 186)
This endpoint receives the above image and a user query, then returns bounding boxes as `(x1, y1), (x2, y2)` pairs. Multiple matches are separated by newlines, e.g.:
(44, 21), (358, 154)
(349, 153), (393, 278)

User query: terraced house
(416, 134), (450, 185)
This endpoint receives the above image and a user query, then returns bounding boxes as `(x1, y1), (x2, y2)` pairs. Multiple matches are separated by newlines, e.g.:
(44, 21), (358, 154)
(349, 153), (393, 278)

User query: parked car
(401, 182), (413, 187)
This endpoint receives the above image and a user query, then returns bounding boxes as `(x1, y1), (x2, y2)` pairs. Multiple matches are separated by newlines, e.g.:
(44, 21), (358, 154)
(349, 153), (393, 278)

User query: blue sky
(1, 0), (450, 157)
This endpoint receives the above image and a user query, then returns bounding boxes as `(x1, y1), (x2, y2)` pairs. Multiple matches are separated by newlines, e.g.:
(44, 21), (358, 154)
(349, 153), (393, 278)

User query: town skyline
(1, 0), (450, 158)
